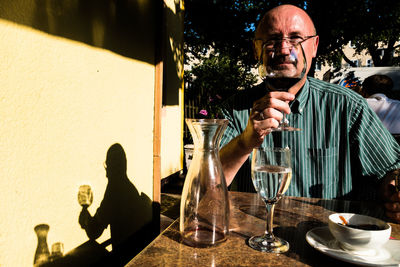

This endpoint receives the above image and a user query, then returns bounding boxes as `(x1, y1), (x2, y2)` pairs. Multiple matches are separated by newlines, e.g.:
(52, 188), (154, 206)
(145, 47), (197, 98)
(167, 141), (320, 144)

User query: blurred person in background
(362, 74), (400, 134)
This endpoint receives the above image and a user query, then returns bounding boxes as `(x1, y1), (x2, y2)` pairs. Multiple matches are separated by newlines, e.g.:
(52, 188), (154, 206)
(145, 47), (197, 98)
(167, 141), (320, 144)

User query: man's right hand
(241, 91), (295, 149)
(219, 91), (295, 186)
(79, 207), (91, 229)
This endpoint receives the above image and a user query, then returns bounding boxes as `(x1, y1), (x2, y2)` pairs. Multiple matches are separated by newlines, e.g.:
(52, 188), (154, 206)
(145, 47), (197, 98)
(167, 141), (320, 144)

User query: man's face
(255, 37), (307, 79)
(254, 7), (319, 79)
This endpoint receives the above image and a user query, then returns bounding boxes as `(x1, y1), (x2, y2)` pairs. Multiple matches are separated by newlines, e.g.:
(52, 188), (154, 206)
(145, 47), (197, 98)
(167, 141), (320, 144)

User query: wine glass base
(268, 126), (301, 132)
(248, 235), (289, 253)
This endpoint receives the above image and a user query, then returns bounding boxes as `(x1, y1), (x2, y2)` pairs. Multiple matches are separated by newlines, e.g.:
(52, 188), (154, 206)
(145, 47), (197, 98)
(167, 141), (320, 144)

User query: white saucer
(306, 226), (400, 266)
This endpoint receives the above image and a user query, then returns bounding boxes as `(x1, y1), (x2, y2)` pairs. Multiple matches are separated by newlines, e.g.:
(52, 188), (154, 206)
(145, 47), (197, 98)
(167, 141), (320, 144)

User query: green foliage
(309, 0), (400, 67)
(184, 0), (282, 68)
(185, 53), (257, 118)
(185, 0), (400, 69)
(183, 0), (400, 126)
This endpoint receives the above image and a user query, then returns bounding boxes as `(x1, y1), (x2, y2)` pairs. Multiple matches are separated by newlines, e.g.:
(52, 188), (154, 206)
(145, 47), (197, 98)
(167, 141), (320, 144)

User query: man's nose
(275, 40), (292, 54)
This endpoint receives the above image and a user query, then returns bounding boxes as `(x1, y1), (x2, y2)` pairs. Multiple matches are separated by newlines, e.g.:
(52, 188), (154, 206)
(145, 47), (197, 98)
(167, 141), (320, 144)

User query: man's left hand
(381, 170), (400, 223)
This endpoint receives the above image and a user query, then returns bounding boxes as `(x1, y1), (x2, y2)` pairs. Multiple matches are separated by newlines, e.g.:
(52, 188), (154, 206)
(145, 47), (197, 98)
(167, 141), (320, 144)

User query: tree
(184, 0), (400, 70)
(185, 52), (257, 118)
(309, 0), (400, 67)
(184, 0), (296, 69)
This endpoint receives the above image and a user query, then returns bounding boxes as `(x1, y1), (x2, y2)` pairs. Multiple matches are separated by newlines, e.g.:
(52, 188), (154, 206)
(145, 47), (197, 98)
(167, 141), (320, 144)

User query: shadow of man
(78, 143), (157, 266)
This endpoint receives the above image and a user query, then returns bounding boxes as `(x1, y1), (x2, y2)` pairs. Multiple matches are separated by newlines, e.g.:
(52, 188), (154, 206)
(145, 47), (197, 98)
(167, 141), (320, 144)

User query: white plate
(306, 226), (400, 266)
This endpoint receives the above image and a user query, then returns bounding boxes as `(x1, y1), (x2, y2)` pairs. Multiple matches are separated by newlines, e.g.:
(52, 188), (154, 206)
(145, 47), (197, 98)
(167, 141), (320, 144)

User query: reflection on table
(126, 191), (400, 267)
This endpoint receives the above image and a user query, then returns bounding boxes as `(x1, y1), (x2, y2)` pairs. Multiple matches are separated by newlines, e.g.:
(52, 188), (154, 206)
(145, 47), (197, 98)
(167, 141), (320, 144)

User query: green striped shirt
(221, 77), (400, 200)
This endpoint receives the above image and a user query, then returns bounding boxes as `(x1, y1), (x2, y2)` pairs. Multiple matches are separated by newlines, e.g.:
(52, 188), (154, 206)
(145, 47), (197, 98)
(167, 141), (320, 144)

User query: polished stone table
(126, 191), (400, 266)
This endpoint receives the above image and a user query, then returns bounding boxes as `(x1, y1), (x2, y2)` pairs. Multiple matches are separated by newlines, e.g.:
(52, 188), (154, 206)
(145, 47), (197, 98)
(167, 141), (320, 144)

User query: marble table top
(126, 191), (400, 267)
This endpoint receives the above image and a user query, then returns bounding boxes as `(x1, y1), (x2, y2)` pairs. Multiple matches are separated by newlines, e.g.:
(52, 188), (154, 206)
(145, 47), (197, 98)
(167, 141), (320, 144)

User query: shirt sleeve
(349, 98), (400, 178)
(220, 100), (240, 149)
(91, 186), (112, 231)
(219, 91), (252, 149)
(219, 84), (264, 149)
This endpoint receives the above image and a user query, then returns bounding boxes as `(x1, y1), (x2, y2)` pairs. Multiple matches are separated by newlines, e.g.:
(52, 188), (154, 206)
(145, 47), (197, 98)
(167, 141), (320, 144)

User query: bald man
(219, 5), (400, 222)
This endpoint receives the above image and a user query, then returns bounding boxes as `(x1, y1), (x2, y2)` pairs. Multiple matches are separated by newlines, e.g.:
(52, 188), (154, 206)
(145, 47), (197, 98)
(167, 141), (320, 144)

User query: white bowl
(328, 213), (391, 252)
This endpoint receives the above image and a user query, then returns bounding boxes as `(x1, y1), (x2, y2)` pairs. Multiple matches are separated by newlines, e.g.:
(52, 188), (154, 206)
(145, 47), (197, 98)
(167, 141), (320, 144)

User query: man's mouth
(270, 55), (296, 69)
(278, 61), (294, 66)
(272, 61), (295, 70)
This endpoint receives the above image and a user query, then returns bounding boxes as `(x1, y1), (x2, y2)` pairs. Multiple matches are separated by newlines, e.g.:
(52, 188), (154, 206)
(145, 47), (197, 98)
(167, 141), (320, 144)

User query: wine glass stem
(281, 113), (289, 127)
(264, 203), (276, 240)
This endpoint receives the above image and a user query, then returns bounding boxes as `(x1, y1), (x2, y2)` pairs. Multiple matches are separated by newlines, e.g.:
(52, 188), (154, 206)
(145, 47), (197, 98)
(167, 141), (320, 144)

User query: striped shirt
(220, 77), (400, 200)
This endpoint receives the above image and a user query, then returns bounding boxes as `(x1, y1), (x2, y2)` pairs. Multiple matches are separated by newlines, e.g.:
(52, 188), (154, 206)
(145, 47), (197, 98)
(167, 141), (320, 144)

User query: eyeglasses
(256, 35), (317, 51)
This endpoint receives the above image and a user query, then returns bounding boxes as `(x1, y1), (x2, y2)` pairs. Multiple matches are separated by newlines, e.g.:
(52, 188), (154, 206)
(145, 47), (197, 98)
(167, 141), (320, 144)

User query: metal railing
(183, 97), (200, 143)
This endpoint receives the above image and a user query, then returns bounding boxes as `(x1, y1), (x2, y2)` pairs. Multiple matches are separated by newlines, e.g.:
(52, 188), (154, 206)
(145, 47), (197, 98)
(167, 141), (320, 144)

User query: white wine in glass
(249, 146), (292, 253)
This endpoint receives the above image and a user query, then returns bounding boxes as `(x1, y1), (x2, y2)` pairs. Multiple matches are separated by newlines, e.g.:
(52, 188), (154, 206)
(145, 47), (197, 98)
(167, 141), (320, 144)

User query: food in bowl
(328, 213), (391, 251)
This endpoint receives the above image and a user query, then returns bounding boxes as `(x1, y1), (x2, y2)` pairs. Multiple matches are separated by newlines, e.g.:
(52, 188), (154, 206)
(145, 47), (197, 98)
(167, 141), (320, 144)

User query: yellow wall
(161, 0), (185, 178)
(0, 0), (184, 266)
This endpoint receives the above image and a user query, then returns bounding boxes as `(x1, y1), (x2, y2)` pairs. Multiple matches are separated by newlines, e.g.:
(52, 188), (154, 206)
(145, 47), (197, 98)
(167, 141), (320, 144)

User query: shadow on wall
(0, 0), (162, 65)
(38, 143), (160, 267)
(0, 0), (183, 106)
(162, 1), (183, 106)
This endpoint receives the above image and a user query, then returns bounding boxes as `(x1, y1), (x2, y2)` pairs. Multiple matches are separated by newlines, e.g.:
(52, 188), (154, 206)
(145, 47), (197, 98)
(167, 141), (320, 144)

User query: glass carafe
(180, 119), (230, 247)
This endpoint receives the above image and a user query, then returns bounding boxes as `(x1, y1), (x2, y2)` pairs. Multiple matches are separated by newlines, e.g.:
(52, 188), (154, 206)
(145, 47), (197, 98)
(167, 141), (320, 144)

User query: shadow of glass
(273, 222), (353, 267)
(41, 240), (109, 267)
(291, 198), (385, 219)
(238, 203), (350, 265)
(238, 204), (265, 219)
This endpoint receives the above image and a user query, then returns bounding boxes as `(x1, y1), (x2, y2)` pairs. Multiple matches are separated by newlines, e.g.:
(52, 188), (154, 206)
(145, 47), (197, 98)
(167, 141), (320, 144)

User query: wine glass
(78, 185), (93, 208)
(257, 36), (310, 131)
(50, 242), (64, 260)
(249, 146), (292, 253)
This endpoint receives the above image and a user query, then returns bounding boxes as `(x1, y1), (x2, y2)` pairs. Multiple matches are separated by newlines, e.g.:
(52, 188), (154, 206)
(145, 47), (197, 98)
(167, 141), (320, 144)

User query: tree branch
(340, 49), (357, 67)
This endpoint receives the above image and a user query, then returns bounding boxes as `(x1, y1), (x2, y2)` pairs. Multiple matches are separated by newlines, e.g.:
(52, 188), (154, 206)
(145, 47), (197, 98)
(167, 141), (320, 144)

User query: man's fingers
(269, 91), (295, 101)
(385, 210), (400, 223)
(253, 98), (291, 116)
(389, 190), (400, 202)
(385, 201), (400, 212)
(250, 109), (265, 121)
(252, 116), (280, 132)
(383, 188), (400, 223)
(249, 91), (295, 135)
(252, 108), (283, 122)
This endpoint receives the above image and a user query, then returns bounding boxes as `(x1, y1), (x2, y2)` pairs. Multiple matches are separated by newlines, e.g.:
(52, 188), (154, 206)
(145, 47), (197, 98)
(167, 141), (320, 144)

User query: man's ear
(312, 35), (319, 58)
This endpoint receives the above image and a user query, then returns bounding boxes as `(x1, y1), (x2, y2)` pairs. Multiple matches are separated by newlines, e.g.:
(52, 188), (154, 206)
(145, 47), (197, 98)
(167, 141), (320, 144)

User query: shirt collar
(290, 78), (309, 114)
(369, 93), (387, 100)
